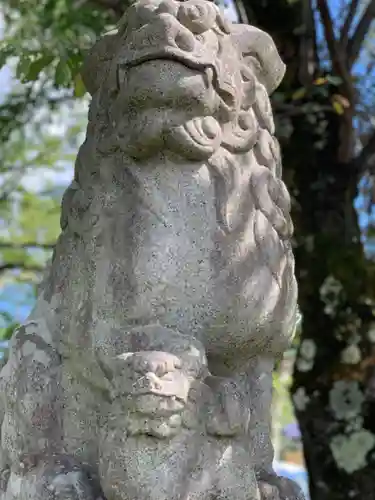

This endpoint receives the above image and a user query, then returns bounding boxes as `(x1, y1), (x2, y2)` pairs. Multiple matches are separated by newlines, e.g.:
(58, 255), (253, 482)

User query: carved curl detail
(165, 116), (223, 160)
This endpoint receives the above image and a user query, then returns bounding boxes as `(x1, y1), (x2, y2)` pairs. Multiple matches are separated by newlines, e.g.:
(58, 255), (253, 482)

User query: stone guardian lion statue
(0, 0), (304, 499)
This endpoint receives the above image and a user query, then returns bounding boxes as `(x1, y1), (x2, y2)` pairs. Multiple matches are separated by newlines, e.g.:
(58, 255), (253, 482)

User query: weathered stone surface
(0, 0), (304, 498)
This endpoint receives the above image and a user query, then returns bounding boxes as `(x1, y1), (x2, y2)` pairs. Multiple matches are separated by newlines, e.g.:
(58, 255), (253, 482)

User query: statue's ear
(231, 24), (286, 95)
(81, 33), (117, 96)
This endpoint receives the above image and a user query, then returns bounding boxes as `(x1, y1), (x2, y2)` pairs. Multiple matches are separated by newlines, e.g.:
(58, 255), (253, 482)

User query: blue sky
(0, 283), (34, 324)
(0, 16), (11, 98)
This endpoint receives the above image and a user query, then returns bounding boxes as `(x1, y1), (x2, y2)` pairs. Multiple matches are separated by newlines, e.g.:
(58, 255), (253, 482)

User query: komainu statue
(0, 0), (304, 498)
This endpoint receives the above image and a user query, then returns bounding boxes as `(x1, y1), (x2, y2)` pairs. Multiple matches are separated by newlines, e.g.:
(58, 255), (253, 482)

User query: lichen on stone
(330, 430), (375, 473)
(320, 275), (343, 317)
(295, 339), (316, 372)
(299, 339), (316, 360)
(296, 358), (314, 372)
(345, 416), (364, 433)
(341, 345), (361, 365)
(329, 380), (364, 420)
(292, 387), (309, 411)
(368, 323), (375, 343)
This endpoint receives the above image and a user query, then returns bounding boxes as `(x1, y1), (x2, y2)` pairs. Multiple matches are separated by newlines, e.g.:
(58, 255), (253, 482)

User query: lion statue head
(81, 0), (285, 162)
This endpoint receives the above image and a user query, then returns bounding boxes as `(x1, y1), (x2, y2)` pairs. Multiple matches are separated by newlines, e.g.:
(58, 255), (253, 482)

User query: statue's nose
(124, 12), (197, 56)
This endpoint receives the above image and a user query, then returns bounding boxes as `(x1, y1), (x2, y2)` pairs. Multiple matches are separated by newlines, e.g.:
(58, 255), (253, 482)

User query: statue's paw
(115, 351), (193, 438)
(257, 470), (305, 500)
(204, 377), (250, 437)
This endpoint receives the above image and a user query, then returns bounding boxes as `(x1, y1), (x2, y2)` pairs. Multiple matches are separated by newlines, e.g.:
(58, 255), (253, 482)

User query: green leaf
(54, 60), (72, 86)
(73, 73), (86, 97)
(313, 77), (327, 86)
(325, 75), (342, 86)
(67, 52), (84, 77)
(0, 53), (8, 70)
(331, 94), (349, 115)
(314, 86), (329, 97)
(291, 87), (306, 101)
(0, 44), (15, 70)
(0, 324), (15, 341)
(26, 54), (55, 81)
(16, 56), (32, 81)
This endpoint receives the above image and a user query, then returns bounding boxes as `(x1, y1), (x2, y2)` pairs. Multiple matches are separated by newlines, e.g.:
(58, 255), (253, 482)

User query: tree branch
(0, 242), (55, 250)
(273, 103), (333, 117)
(347, 0), (375, 68)
(0, 263), (44, 273)
(353, 129), (375, 175)
(0, 242), (54, 276)
(316, 0), (339, 63)
(316, 0), (356, 164)
(340, 0), (360, 47)
(234, 0), (249, 24)
(298, 0), (318, 86)
(316, 0), (354, 101)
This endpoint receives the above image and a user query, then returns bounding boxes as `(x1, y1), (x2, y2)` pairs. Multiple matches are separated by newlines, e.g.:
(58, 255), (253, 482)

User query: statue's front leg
(204, 375), (251, 437)
(211, 357), (305, 500)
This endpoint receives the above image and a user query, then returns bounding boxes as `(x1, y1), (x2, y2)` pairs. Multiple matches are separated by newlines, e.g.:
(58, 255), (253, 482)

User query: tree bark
(289, 108), (375, 500)
(241, 0), (375, 498)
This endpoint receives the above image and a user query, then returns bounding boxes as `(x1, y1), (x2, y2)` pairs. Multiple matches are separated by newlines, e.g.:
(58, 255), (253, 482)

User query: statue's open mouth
(123, 51), (209, 74)
(123, 51), (237, 111)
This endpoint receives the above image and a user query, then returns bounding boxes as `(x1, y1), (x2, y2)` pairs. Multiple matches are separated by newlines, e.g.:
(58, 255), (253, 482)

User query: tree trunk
(241, 0), (375, 498)
(289, 110), (375, 500)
